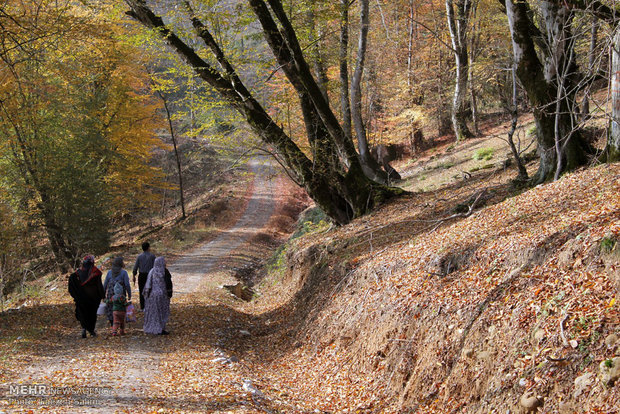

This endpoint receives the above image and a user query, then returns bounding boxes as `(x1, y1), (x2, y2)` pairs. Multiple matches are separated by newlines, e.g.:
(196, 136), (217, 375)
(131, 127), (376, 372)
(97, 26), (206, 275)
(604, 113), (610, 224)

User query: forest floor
(0, 113), (619, 413)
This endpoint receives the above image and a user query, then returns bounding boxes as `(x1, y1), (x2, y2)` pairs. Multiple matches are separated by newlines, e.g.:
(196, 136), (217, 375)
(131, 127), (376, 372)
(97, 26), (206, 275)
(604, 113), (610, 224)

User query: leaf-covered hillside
(234, 163), (619, 413)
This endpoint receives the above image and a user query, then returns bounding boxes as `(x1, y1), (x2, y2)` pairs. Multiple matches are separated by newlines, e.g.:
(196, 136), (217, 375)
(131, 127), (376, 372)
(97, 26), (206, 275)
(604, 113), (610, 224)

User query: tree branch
(565, 0), (620, 25)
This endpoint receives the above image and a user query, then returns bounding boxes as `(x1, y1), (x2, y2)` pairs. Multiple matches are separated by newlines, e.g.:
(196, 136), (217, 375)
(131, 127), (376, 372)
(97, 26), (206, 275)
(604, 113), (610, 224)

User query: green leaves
(0, 1), (168, 264)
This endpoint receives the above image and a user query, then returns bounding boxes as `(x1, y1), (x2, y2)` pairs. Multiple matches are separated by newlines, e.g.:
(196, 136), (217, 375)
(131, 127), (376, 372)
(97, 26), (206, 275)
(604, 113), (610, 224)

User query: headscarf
(77, 255), (95, 284)
(150, 256), (166, 280)
(110, 257), (124, 278)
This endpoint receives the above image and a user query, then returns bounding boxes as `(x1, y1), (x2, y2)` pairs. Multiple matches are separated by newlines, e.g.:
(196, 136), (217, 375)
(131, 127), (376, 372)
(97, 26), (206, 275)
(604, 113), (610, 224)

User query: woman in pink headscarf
(143, 256), (173, 335)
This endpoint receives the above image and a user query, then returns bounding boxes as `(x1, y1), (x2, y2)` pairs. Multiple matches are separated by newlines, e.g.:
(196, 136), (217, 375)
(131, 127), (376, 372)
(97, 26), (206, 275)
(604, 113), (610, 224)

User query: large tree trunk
(608, 26), (620, 162)
(260, 0), (391, 185)
(42, 215), (76, 272)
(125, 0), (402, 225)
(504, 0), (594, 184)
(339, 0), (352, 142)
(350, 0), (392, 183)
(446, 0), (474, 141)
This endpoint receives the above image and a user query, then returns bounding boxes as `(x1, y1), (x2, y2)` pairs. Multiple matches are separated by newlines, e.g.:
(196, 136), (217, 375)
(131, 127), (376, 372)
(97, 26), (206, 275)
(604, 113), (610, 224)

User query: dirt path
(169, 157), (276, 295)
(3, 158), (281, 413)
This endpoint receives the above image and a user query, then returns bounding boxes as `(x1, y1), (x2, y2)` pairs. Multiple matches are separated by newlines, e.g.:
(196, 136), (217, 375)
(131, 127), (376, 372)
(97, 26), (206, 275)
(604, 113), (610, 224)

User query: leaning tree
(124, 0), (403, 225)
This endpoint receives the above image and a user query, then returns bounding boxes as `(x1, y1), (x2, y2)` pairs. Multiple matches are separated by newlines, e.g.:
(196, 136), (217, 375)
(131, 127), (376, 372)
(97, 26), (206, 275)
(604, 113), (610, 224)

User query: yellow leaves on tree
(52, 16), (172, 214)
(3, 2), (169, 212)
(0, 1), (171, 262)
(96, 50), (172, 214)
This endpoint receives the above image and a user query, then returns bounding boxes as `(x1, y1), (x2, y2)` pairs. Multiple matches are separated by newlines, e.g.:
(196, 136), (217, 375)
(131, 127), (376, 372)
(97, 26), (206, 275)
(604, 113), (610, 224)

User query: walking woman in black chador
(68, 255), (104, 338)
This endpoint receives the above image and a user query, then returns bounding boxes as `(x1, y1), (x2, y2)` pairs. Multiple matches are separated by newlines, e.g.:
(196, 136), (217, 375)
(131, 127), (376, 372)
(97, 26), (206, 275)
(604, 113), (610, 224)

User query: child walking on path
(107, 283), (128, 335)
(103, 256), (131, 327)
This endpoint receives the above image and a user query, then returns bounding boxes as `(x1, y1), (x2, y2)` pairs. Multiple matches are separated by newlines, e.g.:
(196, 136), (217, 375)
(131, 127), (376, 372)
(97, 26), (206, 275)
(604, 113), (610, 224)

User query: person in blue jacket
(103, 257), (131, 327)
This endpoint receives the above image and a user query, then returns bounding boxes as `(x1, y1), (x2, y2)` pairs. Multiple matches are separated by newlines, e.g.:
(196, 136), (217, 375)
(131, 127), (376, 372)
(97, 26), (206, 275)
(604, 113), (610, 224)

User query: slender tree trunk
(0, 263), (4, 312)
(469, 4), (481, 135)
(446, 0), (474, 141)
(307, 8), (329, 102)
(0, 102), (76, 269)
(470, 82), (479, 135)
(580, 16), (598, 120)
(608, 27), (620, 162)
(339, 0), (352, 141)
(156, 90), (186, 219)
(406, 0), (417, 102)
(351, 0), (391, 182)
(161, 181), (167, 219)
(438, 53), (453, 137)
(507, 65), (528, 181)
(349, 0), (369, 159)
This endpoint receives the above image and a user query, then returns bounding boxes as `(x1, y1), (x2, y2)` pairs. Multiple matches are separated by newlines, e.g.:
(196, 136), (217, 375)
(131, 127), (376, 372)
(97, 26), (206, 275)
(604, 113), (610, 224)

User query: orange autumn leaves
(46, 10), (171, 213)
(0, 1), (171, 259)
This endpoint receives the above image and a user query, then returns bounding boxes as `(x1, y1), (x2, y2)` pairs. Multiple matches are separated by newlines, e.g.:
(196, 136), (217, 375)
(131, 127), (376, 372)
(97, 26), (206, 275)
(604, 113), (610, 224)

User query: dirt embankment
(239, 164), (619, 413)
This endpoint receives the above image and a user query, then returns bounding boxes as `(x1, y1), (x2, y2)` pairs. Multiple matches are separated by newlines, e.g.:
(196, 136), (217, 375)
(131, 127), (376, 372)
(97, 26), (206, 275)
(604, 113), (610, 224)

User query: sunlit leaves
(0, 1), (169, 259)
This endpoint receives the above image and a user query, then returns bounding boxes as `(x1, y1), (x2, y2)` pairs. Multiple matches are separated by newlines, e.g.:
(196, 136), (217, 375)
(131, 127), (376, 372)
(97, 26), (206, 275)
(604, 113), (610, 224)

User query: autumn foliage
(0, 1), (168, 267)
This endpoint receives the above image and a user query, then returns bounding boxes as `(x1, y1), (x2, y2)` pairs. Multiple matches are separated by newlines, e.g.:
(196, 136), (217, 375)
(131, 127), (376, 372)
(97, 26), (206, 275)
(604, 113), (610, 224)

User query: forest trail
(2, 157), (288, 413)
(168, 157), (276, 295)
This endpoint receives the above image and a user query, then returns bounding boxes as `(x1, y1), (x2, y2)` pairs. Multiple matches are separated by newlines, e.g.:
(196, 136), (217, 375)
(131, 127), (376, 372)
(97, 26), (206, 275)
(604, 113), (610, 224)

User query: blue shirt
(103, 270), (132, 300)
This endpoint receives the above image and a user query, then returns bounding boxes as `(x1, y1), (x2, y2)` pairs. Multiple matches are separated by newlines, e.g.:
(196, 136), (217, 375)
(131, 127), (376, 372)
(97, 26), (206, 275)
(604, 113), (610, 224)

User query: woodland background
(0, 0), (619, 307)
